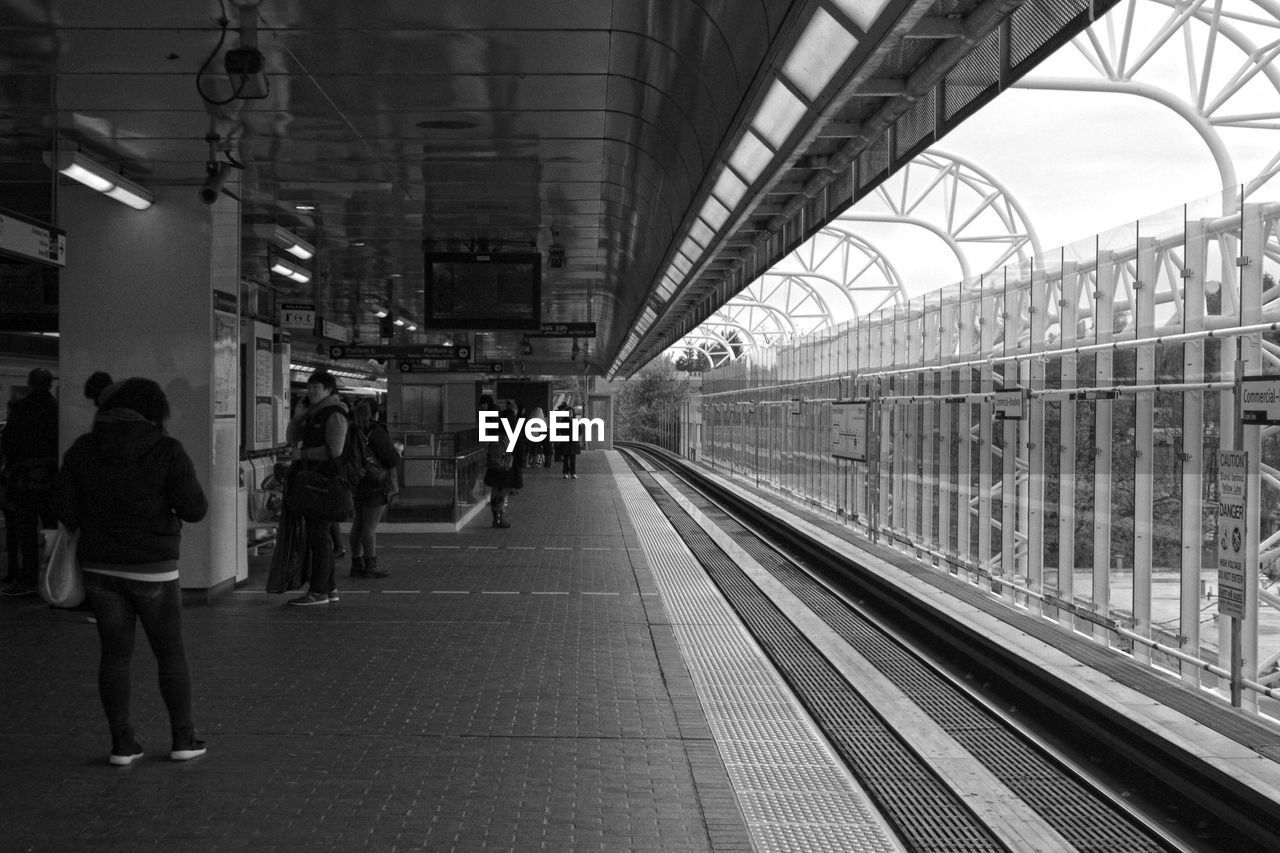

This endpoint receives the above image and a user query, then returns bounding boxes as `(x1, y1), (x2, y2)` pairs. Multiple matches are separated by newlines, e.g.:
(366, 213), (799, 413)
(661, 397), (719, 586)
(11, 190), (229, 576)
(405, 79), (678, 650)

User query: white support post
(1094, 250), (1117, 644)
(922, 302), (940, 558)
(980, 278), (998, 586)
(1181, 218), (1208, 687)
(1001, 277), (1019, 604)
(939, 301), (957, 568)
(904, 304), (921, 547)
(1240, 204), (1264, 711)
(1028, 266), (1048, 616)
(1059, 263), (1080, 629)
(1134, 236), (1158, 664)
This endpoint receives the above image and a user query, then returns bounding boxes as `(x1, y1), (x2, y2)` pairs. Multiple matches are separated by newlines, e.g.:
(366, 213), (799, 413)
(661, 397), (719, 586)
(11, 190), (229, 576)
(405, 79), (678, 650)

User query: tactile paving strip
(610, 454), (904, 853)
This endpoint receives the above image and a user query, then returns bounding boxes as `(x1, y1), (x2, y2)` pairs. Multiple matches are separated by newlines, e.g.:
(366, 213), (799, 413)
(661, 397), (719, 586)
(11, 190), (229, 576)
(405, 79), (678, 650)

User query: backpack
(337, 418), (369, 490)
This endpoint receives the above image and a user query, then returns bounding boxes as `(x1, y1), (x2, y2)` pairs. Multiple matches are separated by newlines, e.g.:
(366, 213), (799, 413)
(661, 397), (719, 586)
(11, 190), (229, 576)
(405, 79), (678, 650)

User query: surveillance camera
(199, 163), (231, 205)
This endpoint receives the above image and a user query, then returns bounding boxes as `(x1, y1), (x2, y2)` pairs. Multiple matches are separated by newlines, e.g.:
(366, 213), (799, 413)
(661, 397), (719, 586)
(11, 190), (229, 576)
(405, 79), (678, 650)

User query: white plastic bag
(39, 524), (85, 608)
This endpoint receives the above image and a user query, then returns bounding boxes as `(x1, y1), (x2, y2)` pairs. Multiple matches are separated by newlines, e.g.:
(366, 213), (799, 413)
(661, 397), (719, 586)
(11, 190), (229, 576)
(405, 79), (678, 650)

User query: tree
(616, 358), (690, 446)
(675, 347), (711, 372)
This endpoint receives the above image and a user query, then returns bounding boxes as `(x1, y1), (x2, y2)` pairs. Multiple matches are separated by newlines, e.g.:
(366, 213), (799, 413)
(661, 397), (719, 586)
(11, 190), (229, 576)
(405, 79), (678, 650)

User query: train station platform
(0, 450), (901, 852)
(4, 449), (1280, 851)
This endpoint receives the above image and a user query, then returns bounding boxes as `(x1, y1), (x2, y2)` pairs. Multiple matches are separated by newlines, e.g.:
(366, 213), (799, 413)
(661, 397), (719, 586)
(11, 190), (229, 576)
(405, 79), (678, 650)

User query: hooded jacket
(53, 407), (208, 573)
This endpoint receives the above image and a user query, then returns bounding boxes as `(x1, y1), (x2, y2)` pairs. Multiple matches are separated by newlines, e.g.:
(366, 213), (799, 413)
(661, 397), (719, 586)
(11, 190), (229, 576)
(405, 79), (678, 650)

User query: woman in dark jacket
(347, 398), (400, 579)
(52, 377), (209, 767)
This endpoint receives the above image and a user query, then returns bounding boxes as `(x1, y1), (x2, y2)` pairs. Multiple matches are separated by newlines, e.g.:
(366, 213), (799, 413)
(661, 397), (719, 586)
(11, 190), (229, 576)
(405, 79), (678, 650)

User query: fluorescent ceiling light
(699, 197), (731, 231)
(728, 130), (773, 187)
(270, 256), (311, 283)
(711, 168), (748, 211)
(406, 323), (417, 331)
(374, 308), (388, 318)
(751, 78), (808, 149)
(829, 0), (893, 31)
(689, 217), (715, 248)
(44, 150), (153, 210)
(781, 7), (859, 101)
(252, 223), (315, 260)
(393, 318), (406, 327)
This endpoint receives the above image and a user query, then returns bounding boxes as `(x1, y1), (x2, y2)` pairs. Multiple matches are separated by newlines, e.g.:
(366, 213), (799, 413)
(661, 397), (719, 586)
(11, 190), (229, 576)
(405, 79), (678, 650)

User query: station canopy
(0, 0), (1116, 376)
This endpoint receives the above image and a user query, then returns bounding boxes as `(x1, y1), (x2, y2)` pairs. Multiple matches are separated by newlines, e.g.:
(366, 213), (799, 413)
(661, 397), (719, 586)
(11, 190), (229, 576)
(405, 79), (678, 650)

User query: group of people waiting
(480, 396), (581, 529)
(283, 369), (401, 607)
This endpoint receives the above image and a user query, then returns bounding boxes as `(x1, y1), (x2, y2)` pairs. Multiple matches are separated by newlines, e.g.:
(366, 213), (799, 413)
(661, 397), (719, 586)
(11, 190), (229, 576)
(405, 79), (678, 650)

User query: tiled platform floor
(0, 453), (754, 852)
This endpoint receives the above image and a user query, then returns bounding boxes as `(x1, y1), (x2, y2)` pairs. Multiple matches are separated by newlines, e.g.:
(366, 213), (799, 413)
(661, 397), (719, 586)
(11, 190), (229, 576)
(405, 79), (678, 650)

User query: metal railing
(686, 188), (1280, 716)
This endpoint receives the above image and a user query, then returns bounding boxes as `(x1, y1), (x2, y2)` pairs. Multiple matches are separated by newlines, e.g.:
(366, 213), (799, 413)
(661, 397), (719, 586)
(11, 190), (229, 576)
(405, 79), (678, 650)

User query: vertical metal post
(1231, 356), (1244, 708)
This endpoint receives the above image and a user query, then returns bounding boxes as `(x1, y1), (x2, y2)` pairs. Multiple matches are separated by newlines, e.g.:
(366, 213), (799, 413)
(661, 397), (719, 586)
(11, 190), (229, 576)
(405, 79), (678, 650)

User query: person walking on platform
(348, 398), (400, 578)
(480, 396), (514, 528)
(1, 368), (58, 596)
(285, 369), (349, 606)
(556, 402), (580, 479)
(52, 377), (209, 766)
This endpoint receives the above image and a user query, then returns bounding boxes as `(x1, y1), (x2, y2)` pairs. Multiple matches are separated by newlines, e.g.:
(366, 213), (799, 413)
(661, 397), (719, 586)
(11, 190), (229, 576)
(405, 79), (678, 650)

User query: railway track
(620, 442), (1278, 852)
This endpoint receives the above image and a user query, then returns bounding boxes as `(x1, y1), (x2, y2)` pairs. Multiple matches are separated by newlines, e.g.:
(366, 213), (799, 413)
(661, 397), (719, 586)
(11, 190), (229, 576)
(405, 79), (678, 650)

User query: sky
(825, 0), (1280, 300)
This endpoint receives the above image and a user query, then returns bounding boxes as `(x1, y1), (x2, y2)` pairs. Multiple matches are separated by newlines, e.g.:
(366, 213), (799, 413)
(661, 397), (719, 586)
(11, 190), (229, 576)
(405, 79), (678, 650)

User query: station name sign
(1240, 375), (1280, 425)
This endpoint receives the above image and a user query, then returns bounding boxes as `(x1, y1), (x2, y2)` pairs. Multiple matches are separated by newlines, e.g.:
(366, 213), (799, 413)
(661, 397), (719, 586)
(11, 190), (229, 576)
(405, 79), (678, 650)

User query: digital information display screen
(424, 252), (541, 330)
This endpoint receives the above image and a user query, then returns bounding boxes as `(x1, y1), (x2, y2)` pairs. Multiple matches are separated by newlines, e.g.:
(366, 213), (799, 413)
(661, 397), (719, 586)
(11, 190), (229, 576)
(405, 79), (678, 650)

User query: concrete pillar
(56, 181), (243, 600)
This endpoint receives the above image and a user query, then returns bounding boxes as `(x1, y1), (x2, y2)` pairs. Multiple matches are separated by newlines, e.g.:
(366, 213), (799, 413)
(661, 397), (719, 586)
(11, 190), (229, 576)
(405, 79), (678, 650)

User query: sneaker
(170, 732), (207, 762)
(109, 735), (144, 767)
(288, 592), (330, 607)
(328, 590), (340, 602)
(563, 474), (569, 479)
(1, 582), (37, 596)
(572, 474), (578, 479)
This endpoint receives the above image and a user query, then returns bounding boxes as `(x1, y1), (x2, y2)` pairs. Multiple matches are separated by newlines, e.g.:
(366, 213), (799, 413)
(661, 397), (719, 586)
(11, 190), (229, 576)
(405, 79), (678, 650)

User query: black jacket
(53, 408), (208, 572)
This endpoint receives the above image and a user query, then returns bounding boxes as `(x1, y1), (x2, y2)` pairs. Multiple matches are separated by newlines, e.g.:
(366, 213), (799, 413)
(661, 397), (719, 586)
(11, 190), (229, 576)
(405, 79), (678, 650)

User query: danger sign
(1217, 450), (1247, 620)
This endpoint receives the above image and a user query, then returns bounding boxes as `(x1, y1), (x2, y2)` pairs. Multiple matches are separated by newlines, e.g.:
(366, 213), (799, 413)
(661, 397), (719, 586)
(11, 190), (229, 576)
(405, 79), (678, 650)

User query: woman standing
(52, 377), (209, 766)
(284, 369), (349, 606)
(558, 403), (581, 479)
(480, 395), (515, 528)
(348, 398), (400, 578)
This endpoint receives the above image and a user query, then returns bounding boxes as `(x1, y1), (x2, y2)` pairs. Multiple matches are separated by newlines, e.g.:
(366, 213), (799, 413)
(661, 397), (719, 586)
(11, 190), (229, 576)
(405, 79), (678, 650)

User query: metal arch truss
(695, 198), (1280, 717)
(668, 150), (1041, 367)
(1017, 0), (1280, 203)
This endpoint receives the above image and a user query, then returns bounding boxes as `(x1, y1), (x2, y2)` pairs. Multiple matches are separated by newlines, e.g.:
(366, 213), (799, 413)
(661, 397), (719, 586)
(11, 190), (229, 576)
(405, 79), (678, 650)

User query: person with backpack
(284, 370), (348, 607)
(347, 398), (400, 579)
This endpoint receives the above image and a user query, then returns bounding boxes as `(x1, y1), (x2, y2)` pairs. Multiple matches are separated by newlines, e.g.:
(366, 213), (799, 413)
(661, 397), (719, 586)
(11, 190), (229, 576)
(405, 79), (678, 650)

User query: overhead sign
(329, 343), (470, 361)
(994, 387), (1026, 420)
(0, 209), (65, 267)
(279, 303), (316, 330)
(398, 358), (475, 373)
(1217, 450), (1248, 620)
(527, 322), (596, 338)
(1240, 376), (1280, 425)
(831, 401), (867, 462)
(316, 319), (348, 342)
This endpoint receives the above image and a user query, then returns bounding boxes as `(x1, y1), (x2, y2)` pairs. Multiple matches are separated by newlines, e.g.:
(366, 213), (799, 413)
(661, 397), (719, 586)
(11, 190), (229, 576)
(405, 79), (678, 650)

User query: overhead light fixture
(270, 255), (311, 283)
(252, 223), (314, 260)
(373, 308), (389, 318)
(406, 323), (417, 332)
(43, 150), (153, 210)
(393, 318), (406, 327)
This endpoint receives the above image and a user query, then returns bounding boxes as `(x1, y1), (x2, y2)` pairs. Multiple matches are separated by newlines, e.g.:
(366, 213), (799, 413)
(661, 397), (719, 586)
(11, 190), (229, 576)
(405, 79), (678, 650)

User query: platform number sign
(1217, 450), (1247, 620)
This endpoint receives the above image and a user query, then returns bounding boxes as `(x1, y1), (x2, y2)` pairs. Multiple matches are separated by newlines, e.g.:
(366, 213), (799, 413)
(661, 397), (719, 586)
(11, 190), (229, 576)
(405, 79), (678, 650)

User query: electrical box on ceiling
(224, 47), (268, 99)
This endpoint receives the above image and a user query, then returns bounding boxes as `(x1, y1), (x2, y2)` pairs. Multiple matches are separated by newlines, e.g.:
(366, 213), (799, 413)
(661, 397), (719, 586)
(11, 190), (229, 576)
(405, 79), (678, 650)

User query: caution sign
(1217, 450), (1247, 619)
